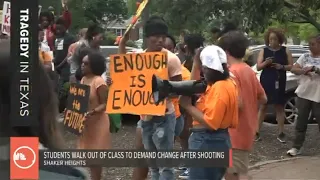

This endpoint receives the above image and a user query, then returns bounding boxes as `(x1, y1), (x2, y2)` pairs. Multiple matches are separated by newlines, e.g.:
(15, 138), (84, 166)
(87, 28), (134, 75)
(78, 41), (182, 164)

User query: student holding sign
(79, 51), (109, 180)
(114, 16), (182, 180)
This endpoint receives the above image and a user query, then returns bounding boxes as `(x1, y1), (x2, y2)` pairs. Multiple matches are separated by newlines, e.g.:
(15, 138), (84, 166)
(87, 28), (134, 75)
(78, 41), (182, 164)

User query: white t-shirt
(40, 42), (51, 52)
(295, 53), (320, 103)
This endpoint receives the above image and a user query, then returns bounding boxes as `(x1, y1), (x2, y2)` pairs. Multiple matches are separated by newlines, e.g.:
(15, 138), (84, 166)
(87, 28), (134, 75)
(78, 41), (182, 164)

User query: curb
(249, 157), (302, 170)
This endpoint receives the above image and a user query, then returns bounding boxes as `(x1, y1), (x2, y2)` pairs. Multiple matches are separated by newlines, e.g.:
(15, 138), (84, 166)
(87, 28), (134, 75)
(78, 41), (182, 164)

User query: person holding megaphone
(184, 45), (238, 180)
(153, 45), (239, 179)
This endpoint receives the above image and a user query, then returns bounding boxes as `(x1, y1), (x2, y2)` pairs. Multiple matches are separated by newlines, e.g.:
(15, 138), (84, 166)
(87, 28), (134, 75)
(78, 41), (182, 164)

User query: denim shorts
(175, 115), (184, 136)
(141, 113), (176, 180)
(188, 128), (230, 180)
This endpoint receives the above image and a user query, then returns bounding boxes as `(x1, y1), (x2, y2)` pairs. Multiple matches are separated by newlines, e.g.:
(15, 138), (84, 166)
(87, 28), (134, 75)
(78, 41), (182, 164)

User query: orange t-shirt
(172, 65), (191, 118)
(39, 50), (52, 63)
(229, 63), (266, 150)
(193, 78), (238, 130)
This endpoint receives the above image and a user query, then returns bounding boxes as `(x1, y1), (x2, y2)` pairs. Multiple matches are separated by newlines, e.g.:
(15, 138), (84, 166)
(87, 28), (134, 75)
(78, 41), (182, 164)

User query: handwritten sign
(1, 1), (10, 36)
(63, 83), (90, 135)
(107, 52), (168, 115)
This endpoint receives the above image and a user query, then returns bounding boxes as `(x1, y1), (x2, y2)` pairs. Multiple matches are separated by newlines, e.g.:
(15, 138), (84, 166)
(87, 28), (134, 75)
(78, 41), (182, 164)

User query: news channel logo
(13, 146), (36, 169)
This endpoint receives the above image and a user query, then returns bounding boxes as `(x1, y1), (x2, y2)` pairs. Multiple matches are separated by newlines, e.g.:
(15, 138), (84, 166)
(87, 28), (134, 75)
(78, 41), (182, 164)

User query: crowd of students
(0, 4), (319, 179)
(109, 17), (320, 180)
(107, 17), (267, 180)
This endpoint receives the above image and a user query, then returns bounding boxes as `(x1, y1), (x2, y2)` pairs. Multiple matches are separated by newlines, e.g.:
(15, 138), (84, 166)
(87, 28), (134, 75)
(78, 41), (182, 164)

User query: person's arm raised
(62, 2), (71, 30)
(118, 31), (131, 54)
(190, 48), (203, 81)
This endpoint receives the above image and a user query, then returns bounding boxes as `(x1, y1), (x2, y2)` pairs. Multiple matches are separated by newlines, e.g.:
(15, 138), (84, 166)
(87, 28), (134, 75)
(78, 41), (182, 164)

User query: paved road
(250, 156), (320, 179)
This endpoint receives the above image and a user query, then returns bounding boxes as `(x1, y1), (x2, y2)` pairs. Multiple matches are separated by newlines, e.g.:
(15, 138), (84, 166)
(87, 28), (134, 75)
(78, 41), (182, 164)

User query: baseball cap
(200, 45), (227, 73)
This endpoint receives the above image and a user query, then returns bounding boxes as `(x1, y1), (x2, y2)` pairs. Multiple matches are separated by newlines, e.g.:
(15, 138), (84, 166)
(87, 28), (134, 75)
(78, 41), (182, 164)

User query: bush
(101, 32), (117, 45)
(126, 40), (137, 48)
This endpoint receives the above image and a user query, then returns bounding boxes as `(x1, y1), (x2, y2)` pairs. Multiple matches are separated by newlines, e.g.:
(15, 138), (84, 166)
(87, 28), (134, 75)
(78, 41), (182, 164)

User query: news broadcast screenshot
(1, 0), (320, 179)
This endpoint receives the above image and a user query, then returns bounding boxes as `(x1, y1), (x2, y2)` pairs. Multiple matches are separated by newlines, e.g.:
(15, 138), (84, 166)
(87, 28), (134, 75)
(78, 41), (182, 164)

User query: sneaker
(277, 133), (286, 143)
(287, 148), (302, 156)
(178, 169), (189, 179)
(175, 166), (187, 171)
(254, 133), (261, 142)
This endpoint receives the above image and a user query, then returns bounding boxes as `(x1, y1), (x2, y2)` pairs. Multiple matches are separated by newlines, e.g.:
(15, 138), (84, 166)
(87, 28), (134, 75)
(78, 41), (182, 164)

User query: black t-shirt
(53, 33), (75, 66)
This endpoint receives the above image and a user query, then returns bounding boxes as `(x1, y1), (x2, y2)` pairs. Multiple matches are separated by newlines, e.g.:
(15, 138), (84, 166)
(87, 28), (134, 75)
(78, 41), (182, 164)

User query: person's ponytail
(222, 63), (230, 78)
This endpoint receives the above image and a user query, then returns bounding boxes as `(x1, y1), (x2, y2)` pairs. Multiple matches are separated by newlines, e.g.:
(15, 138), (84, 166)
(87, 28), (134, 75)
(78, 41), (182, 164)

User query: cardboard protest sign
(107, 52), (168, 115)
(1, 1), (10, 36)
(63, 83), (90, 135)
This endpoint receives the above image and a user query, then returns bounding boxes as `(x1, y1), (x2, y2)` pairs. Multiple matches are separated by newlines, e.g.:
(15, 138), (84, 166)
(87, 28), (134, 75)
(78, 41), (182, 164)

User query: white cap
(200, 45), (227, 73)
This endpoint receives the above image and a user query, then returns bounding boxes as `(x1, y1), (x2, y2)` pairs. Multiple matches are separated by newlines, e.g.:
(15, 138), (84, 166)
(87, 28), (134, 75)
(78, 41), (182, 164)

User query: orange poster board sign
(107, 52), (168, 115)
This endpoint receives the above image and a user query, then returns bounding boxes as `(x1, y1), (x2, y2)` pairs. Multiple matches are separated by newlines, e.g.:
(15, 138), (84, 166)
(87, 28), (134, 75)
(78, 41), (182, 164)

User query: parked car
(100, 45), (142, 58)
(246, 45), (315, 124)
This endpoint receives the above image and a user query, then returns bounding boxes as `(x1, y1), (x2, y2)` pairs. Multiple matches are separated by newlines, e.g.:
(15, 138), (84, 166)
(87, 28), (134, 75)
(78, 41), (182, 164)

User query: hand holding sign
(106, 76), (113, 86)
(85, 109), (96, 119)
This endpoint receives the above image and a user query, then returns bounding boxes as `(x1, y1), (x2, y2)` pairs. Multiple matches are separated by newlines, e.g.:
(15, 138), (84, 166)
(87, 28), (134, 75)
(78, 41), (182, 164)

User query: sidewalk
(249, 156), (320, 179)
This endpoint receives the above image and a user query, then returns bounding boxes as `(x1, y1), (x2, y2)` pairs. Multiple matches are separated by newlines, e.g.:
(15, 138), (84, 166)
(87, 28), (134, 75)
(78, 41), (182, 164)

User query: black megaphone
(152, 74), (207, 105)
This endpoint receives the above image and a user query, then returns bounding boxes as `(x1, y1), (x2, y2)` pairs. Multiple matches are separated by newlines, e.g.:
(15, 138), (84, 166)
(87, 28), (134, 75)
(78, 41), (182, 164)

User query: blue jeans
(175, 116), (185, 136)
(141, 113), (176, 180)
(188, 129), (230, 180)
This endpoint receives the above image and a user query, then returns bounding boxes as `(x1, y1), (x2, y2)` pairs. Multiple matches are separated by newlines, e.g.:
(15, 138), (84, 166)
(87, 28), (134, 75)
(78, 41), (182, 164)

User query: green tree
(126, 0), (137, 16)
(149, 0), (228, 35)
(232, 0), (320, 32)
(67, 0), (128, 33)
